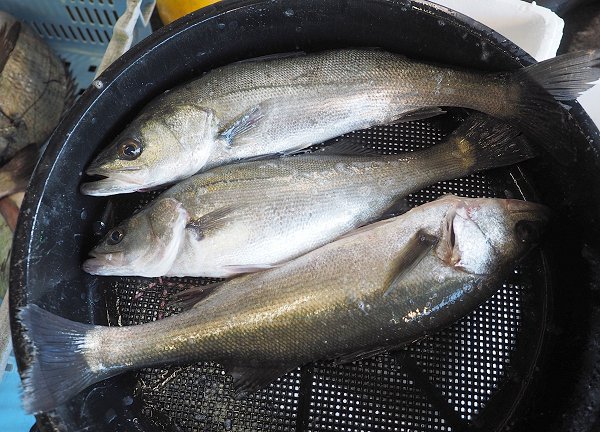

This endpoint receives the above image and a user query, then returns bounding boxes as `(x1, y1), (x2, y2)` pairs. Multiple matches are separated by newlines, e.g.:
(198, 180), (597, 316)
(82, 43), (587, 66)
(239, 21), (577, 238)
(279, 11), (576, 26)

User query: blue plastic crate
(0, 351), (33, 431)
(0, 0), (154, 93)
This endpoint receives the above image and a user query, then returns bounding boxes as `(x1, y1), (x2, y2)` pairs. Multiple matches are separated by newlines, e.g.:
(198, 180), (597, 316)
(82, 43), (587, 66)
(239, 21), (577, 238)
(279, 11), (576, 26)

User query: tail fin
(444, 113), (535, 174)
(507, 49), (600, 163)
(19, 304), (106, 414)
(521, 50), (600, 101)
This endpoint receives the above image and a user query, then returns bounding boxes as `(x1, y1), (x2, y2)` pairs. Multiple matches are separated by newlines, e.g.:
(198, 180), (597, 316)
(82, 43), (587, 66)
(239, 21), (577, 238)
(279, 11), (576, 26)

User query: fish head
(83, 198), (189, 277)
(437, 195), (549, 275)
(81, 104), (219, 196)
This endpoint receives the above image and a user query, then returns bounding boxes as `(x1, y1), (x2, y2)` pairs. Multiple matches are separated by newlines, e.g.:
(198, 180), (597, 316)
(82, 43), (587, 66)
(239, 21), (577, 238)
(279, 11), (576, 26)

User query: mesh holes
(102, 117), (546, 431)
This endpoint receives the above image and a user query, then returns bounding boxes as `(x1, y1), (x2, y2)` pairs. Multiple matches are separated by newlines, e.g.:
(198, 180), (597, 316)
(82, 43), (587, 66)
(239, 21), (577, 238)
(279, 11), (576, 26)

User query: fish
(0, 12), (72, 165)
(80, 48), (600, 196)
(82, 114), (535, 278)
(19, 195), (549, 414)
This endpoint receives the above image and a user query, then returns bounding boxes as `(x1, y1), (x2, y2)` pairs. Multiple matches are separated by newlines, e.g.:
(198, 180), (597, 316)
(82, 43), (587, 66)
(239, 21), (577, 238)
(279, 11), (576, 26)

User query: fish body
(83, 114), (534, 277)
(81, 48), (600, 195)
(0, 12), (70, 164)
(20, 195), (549, 413)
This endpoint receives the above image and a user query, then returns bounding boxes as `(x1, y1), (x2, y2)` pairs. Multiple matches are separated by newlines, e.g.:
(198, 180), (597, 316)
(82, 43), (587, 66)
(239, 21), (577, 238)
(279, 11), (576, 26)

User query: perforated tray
(97, 115), (548, 432)
(16, 1), (597, 430)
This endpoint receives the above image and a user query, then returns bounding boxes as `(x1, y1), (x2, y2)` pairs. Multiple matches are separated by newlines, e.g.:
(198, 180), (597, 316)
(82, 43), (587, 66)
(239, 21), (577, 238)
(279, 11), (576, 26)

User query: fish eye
(515, 220), (540, 244)
(106, 228), (125, 245)
(118, 138), (142, 160)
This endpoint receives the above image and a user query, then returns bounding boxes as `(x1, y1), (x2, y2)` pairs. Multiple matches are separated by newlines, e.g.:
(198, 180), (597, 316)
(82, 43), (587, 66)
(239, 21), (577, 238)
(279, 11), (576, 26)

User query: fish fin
(278, 143), (321, 156)
(219, 106), (265, 144)
(390, 107), (446, 123)
(0, 143), (39, 200)
(222, 263), (281, 274)
(232, 51), (306, 65)
(507, 49), (600, 164)
(334, 347), (389, 365)
(443, 113), (536, 174)
(168, 282), (224, 311)
(521, 50), (600, 101)
(0, 21), (20, 74)
(382, 230), (439, 297)
(227, 365), (293, 399)
(380, 198), (411, 220)
(319, 137), (382, 156)
(18, 305), (110, 414)
(186, 206), (236, 240)
(335, 218), (399, 241)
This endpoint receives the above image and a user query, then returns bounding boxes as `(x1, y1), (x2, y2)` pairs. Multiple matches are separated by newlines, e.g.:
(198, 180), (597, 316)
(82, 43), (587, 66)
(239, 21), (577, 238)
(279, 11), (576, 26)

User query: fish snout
(82, 252), (125, 275)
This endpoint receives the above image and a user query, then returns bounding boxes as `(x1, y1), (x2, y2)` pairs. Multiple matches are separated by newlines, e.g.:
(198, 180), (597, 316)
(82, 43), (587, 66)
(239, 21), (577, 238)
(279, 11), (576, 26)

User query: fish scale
(19, 195), (548, 414)
(84, 113), (536, 278)
(82, 48), (600, 195)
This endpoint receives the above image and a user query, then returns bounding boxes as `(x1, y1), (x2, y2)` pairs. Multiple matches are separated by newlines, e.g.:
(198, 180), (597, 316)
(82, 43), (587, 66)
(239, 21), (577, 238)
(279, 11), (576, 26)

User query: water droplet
(224, 418), (232, 430)
(80, 209), (88, 220)
(93, 220), (107, 236)
(284, 9), (294, 17)
(217, 22), (226, 30)
(92, 79), (103, 89)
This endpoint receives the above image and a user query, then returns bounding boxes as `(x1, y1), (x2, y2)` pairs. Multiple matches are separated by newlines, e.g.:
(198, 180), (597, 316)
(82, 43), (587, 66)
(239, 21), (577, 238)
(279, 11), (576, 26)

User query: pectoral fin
(380, 198), (411, 220)
(391, 107), (446, 124)
(227, 365), (294, 399)
(382, 230), (439, 297)
(186, 206), (236, 240)
(219, 105), (265, 144)
(222, 263), (280, 274)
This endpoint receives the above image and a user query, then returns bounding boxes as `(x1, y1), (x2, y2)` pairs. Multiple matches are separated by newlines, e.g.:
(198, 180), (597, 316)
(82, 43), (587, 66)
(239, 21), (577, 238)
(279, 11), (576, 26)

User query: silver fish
(83, 114), (534, 278)
(80, 48), (600, 196)
(20, 195), (549, 414)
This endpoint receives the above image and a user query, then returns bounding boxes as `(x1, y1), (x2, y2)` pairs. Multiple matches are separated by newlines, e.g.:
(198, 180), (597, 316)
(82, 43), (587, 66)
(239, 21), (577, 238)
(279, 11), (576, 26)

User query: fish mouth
(82, 251), (126, 275)
(86, 164), (142, 176)
(80, 170), (148, 196)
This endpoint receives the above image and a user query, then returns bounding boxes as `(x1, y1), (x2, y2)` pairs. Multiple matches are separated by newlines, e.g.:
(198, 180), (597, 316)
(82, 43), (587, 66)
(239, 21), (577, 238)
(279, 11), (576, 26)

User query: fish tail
(441, 113), (535, 174)
(507, 49), (600, 163)
(19, 304), (110, 414)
